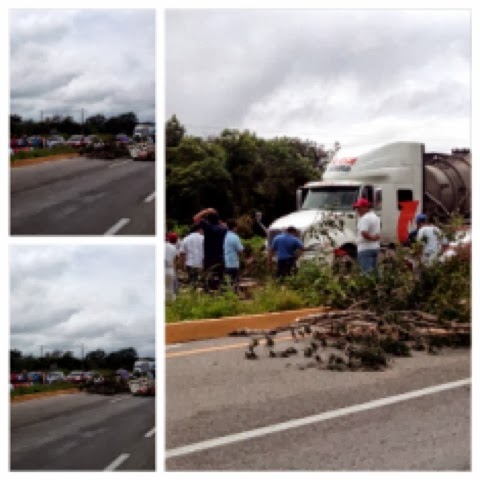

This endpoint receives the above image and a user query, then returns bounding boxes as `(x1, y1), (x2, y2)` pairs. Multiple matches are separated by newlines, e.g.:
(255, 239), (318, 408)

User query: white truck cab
(268, 142), (470, 263)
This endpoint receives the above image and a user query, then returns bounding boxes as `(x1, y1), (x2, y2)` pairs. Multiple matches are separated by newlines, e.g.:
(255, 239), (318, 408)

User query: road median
(166, 307), (328, 344)
(11, 153), (81, 168)
(11, 388), (81, 403)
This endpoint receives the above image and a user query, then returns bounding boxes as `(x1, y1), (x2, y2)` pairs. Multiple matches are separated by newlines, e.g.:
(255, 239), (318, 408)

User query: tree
(166, 114), (185, 148)
(85, 114), (107, 134)
(85, 349), (107, 370)
(105, 347), (138, 370)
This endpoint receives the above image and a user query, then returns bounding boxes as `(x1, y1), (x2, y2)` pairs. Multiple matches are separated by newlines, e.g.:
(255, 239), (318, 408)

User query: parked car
(66, 371), (85, 383)
(83, 371), (97, 381)
(46, 371), (66, 384)
(115, 133), (131, 144)
(46, 135), (65, 148)
(27, 371), (43, 383)
(65, 135), (86, 148)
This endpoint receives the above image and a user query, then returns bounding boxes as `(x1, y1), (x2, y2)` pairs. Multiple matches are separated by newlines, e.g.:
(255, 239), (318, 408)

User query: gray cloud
(10, 246), (156, 358)
(166, 9), (470, 152)
(10, 9), (155, 122)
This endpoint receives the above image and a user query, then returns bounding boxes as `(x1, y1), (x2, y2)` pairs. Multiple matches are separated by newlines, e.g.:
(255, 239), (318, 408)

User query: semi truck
(267, 142), (471, 263)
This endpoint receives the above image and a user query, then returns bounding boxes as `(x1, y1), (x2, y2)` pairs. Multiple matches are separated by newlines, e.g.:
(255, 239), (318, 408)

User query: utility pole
(81, 108), (85, 136)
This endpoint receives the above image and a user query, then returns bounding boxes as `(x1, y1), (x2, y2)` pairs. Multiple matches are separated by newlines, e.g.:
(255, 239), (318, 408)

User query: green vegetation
(10, 347), (140, 373)
(10, 382), (78, 398)
(10, 146), (77, 162)
(167, 244), (470, 324)
(166, 115), (327, 230)
(10, 112), (139, 137)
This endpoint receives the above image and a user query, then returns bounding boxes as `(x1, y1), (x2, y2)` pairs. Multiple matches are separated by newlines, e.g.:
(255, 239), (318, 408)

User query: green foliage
(10, 111), (139, 137)
(11, 146), (77, 161)
(10, 382), (78, 398)
(166, 118), (323, 225)
(166, 290), (243, 322)
(10, 347), (139, 372)
(166, 115), (185, 148)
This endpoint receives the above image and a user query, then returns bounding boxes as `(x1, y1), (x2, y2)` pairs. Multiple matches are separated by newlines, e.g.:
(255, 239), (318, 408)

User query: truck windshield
(301, 186), (360, 211)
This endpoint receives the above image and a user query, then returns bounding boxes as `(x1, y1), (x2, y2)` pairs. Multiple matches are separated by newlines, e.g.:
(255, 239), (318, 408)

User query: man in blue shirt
(224, 219), (244, 290)
(269, 226), (304, 278)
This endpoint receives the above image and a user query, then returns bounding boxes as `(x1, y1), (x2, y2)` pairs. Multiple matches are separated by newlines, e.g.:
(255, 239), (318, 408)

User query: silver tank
(424, 149), (471, 219)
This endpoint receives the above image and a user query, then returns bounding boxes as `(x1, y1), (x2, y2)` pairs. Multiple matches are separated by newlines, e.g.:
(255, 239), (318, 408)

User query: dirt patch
(11, 153), (81, 168)
(11, 388), (80, 403)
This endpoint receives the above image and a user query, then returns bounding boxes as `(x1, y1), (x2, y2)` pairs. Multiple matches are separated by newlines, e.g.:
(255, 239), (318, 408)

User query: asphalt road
(11, 392), (155, 471)
(10, 156), (155, 235)
(166, 336), (471, 471)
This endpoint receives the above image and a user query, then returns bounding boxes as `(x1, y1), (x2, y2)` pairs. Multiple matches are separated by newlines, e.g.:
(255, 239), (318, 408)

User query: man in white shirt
(416, 214), (445, 265)
(179, 225), (204, 287)
(353, 198), (381, 274)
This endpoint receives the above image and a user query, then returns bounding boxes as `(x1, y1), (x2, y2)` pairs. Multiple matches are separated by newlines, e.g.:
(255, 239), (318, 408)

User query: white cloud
(166, 9), (470, 153)
(10, 245), (156, 358)
(10, 9), (155, 122)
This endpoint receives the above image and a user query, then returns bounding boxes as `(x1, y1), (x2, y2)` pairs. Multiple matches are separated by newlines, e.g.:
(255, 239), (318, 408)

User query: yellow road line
(166, 336), (291, 359)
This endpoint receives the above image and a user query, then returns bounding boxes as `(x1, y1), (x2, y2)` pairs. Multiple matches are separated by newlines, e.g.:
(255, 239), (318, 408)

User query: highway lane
(11, 156), (155, 235)
(11, 392), (155, 471)
(166, 337), (471, 470)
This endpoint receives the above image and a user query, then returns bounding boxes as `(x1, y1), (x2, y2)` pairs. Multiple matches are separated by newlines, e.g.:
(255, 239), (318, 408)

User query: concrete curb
(11, 388), (80, 403)
(166, 307), (328, 344)
(11, 153), (80, 168)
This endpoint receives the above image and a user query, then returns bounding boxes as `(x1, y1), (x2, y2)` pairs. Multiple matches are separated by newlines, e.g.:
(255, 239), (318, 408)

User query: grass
(166, 282), (308, 323)
(10, 382), (78, 398)
(11, 146), (77, 162)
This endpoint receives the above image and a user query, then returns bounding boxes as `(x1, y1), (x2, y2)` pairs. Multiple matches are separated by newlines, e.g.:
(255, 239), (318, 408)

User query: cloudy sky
(166, 9), (470, 153)
(10, 246), (156, 358)
(10, 9), (155, 122)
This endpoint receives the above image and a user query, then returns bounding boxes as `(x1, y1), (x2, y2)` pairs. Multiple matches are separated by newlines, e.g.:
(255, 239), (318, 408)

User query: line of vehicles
(10, 359), (156, 396)
(10, 122), (156, 157)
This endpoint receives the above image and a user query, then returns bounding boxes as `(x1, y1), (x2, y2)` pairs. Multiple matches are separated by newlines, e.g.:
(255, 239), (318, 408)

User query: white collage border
(1, 1), (477, 479)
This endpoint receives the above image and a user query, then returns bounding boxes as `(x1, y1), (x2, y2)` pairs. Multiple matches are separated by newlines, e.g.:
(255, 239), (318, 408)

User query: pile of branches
(81, 142), (130, 159)
(81, 375), (130, 395)
(231, 309), (470, 371)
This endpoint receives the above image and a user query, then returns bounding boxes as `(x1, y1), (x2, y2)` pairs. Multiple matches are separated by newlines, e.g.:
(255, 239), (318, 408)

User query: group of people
(165, 208), (245, 302)
(354, 197), (446, 274)
(165, 201), (446, 301)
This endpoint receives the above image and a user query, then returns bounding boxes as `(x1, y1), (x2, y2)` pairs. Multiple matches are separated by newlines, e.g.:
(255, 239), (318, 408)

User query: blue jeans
(357, 249), (379, 274)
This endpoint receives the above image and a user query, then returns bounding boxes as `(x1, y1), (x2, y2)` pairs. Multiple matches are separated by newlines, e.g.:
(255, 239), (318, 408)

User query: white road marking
(108, 159), (129, 168)
(110, 396), (126, 404)
(144, 192), (155, 203)
(145, 427), (156, 438)
(104, 453), (130, 471)
(104, 218), (130, 235)
(165, 378), (471, 459)
(165, 344), (182, 350)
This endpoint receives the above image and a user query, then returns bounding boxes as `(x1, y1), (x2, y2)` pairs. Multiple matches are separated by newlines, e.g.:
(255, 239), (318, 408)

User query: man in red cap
(353, 198), (381, 274)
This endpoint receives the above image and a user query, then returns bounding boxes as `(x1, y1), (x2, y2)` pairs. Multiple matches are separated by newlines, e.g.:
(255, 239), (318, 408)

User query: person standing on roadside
(165, 232), (179, 302)
(193, 207), (227, 290)
(353, 198), (381, 274)
(179, 224), (204, 288)
(269, 226), (304, 278)
(415, 214), (445, 265)
(224, 219), (244, 291)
